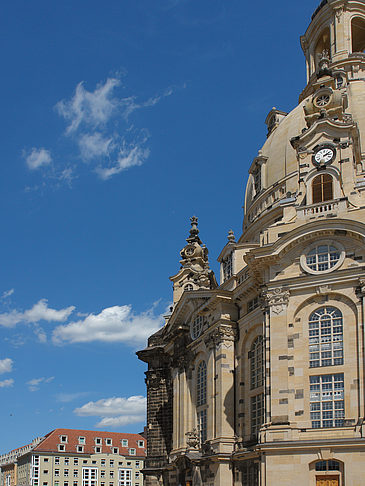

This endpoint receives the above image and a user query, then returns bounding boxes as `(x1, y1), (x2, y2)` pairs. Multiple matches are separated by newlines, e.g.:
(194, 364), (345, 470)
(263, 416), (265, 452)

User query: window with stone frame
(250, 336), (264, 389)
(250, 393), (264, 437)
(252, 164), (261, 195)
(310, 373), (344, 428)
(309, 307), (343, 368)
(312, 173), (333, 203)
(196, 360), (207, 443)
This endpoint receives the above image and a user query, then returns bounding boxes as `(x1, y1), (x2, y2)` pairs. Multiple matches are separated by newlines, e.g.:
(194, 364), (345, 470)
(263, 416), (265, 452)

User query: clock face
(313, 145), (336, 166)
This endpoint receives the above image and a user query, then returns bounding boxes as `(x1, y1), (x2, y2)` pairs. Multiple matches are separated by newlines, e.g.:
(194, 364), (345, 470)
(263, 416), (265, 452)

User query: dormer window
(94, 446), (102, 453)
(252, 165), (261, 195)
(138, 440), (144, 448)
(60, 436), (68, 443)
(121, 439), (128, 447)
(129, 448), (136, 456)
(58, 444), (65, 452)
(105, 438), (112, 446)
(76, 445), (84, 453)
(112, 447), (119, 454)
(78, 437), (85, 445)
(95, 438), (102, 445)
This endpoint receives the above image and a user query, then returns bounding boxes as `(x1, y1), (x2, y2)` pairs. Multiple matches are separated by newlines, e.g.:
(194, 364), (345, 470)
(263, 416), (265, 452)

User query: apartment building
(1, 429), (145, 486)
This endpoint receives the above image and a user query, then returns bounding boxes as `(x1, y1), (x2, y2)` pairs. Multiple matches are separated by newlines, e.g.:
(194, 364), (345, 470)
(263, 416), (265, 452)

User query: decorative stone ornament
(263, 287), (290, 314)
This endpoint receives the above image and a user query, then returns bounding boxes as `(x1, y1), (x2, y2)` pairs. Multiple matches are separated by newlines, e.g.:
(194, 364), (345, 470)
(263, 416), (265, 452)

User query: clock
(312, 144), (336, 166)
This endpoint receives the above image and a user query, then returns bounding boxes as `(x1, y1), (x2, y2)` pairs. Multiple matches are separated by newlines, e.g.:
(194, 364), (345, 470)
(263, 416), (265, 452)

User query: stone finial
(186, 216), (202, 244)
(227, 229), (236, 243)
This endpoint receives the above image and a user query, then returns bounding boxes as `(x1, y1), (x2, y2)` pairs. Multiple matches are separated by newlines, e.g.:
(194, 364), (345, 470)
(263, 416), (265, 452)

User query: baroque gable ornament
(263, 287), (290, 314)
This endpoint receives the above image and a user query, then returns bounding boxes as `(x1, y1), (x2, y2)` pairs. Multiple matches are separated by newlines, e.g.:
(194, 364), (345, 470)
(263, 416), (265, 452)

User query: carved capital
(263, 287), (290, 315)
(205, 324), (236, 349)
(185, 428), (200, 449)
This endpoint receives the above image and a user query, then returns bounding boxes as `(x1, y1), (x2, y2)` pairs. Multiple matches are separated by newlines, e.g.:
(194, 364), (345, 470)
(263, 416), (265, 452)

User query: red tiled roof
(34, 429), (146, 457)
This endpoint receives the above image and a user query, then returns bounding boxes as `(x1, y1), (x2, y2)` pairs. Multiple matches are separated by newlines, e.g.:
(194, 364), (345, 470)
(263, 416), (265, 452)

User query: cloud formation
(24, 148), (52, 170)
(74, 396), (146, 428)
(0, 379), (14, 388)
(0, 299), (75, 328)
(0, 358), (13, 374)
(1, 289), (14, 299)
(27, 376), (54, 392)
(52, 304), (162, 347)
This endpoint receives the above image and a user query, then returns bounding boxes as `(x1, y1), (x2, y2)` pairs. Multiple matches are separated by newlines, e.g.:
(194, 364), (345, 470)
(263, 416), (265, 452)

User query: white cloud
(24, 148), (52, 170)
(27, 376), (54, 392)
(78, 132), (113, 161)
(74, 396), (146, 428)
(0, 358), (13, 374)
(0, 299), (75, 328)
(52, 304), (162, 347)
(55, 78), (121, 134)
(95, 145), (149, 180)
(1, 289), (14, 299)
(0, 379), (14, 388)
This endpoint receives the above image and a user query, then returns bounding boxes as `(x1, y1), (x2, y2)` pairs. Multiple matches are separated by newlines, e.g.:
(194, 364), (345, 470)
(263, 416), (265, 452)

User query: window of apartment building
(55, 482), (59, 486)
(43, 470), (49, 474)
(250, 336), (264, 389)
(74, 459), (79, 466)
(58, 445), (66, 452)
(135, 462), (140, 469)
(44, 459), (49, 463)
(137, 440), (144, 448)
(77, 446), (84, 453)
(6, 475), (11, 486)
(73, 482), (78, 486)
(100, 460), (105, 466)
(60, 436), (68, 443)
(33, 456), (40, 466)
(109, 483), (114, 486)
(135, 472), (140, 479)
(105, 439), (112, 446)
(126, 463), (131, 467)
(91, 461), (96, 465)
(101, 483), (105, 486)
(55, 470), (60, 477)
(83, 461), (87, 465)
(64, 469), (69, 477)
(309, 307), (343, 368)
(74, 471), (78, 478)
(118, 469), (132, 486)
(310, 374), (344, 428)
(82, 468), (97, 486)
(95, 438), (102, 445)
(64, 482), (68, 486)
(109, 460), (114, 467)
(121, 439), (128, 447)
(65, 459), (70, 466)
(78, 437), (85, 445)
(118, 462), (123, 466)
(128, 449), (136, 456)
(94, 447), (101, 453)
(55, 458), (60, 465)
(100, 471), (105, 478)
(33, 481), (39, 486)
(42, 482), (48, 486)
(110, 472), (114, 479)
(112, 448), (119, 454)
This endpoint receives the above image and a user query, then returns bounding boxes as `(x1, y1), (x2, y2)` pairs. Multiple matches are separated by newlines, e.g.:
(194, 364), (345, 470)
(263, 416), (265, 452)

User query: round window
(300, 242), (345, 274)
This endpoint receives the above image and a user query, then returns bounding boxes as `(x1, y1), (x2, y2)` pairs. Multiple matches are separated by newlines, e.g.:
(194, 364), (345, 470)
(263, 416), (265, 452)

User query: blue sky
(0, 0), (319, 454)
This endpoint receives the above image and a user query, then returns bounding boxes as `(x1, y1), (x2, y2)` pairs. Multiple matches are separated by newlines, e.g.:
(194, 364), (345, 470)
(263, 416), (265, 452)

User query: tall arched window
(352, 17), (365, 52)
(312, 173), (333, 204)
(249, 336), (264, 438)
(314, 27), (330, 69)
(196, 361), (207, 443)
(250, 336), (263, 389)
(309, 307), (343, 368)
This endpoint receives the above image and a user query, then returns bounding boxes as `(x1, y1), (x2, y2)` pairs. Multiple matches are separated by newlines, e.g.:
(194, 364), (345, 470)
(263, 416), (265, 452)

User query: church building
(138, 1), (365, 485)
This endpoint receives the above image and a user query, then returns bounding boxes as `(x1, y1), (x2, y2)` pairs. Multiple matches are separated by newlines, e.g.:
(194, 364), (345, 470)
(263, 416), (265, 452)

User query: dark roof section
(312, 0), (328, 21)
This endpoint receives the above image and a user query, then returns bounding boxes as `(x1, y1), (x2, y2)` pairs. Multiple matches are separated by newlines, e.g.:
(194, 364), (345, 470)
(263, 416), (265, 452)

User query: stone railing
(296, 198), (346, 220)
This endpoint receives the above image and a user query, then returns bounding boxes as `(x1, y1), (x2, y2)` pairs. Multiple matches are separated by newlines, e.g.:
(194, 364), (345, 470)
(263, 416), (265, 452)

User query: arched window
(250, 336), (263, 389)
(197, 361), (207, 407)
(309, 307), (343, 368)
(249, 336), (264, 439)
(184, 283), (193, 292)
(312, 173), (333, 203)
(352, 17), (365, 52)
(197, 361), (207, 443)
(314, 27), (330, 69)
